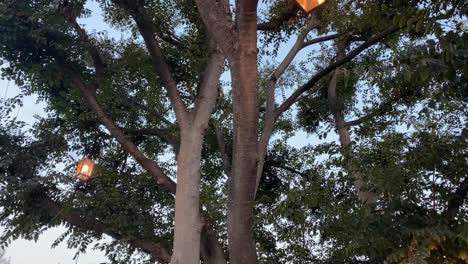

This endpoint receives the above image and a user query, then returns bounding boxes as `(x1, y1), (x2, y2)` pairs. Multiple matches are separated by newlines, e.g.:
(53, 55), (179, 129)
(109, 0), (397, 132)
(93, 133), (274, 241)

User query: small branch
(303, 33), (340, 47)
(187, 87), (197, 102)
(266, 16), (319, 115)
(123, 128), (180, 155)
(257, 0), (300, 31)
(114, 0), (189, 128)
(161, 30), (183, 47)
(148, 107), (175, 127)
(276, 24), (400, 118)
(443, 176), (468, 222)
(62, 4), (107, 83)
(41, 195), (172, 262)
(200, 223), (228, 264)
(255, 16), (319, 197)
(60, 62), (177, 194)
(268, 162), (309, 179)
(342, 101), (395, 129)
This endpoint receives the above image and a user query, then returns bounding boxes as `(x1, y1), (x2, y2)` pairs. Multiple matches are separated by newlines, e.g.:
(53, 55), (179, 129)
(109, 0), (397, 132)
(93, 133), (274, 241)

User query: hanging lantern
(75, 158), (95, 181)
(296, 0), (326, 12)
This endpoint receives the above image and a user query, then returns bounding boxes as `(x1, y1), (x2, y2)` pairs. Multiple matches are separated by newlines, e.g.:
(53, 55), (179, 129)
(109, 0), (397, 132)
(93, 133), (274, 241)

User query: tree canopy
(0, 0), (467, 263)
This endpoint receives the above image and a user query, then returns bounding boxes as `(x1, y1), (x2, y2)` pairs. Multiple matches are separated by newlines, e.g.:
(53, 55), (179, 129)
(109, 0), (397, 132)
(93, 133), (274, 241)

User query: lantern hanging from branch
(75, 158), (95, 181)
(296, 0), (326, 12)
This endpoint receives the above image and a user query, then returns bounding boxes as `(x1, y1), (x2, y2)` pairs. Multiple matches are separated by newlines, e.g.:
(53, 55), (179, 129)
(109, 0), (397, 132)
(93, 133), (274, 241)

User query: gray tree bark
(225, 1), (261, 263)
(171, 131), (205, 264)
(327, 39), (376, 205)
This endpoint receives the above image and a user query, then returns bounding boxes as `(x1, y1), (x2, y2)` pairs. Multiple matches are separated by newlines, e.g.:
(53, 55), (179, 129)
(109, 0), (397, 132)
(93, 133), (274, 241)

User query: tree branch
(60, 64), (177, 194)
(193, 42), (225, 128)
(443, 176), (468, 222)
(275, 24), (400, 118)
(257, 0), (300, 31)
(59, 4), (178, 193)
(303, 33), (340, 47)
(267, 16), (319, 115)
(113, 0), (189, 128)
(160, 30), (184, 47)
(328, 37), (377, 205)
(62, 4), (107, 83)
(194, 0), (236, 59)
(123, 128), (180, 155)
(214, 111), (231, 177)
(40, 195), (172, 263)
(268, 161), (309, 179)
(255, 16), (319, 197)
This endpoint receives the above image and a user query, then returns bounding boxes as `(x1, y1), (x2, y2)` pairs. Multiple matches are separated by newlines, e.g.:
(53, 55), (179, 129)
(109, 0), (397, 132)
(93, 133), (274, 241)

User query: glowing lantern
(75, 158), (95, 181)
(296, 0), (326, 12)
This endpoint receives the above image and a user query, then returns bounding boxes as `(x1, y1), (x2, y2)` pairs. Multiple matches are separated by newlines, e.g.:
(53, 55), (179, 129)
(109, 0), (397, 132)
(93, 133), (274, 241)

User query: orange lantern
(75, 158), (95, 181)
(296, 0), (326, 12)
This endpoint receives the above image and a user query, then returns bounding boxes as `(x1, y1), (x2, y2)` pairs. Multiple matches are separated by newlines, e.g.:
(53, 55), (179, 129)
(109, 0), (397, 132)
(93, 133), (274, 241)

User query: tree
(0, 0), (466, 263)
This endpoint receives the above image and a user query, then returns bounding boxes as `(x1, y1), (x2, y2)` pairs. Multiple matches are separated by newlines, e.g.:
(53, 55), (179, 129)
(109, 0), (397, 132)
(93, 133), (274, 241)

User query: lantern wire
(2, 80), (9, 100)
(1, 80), (23, 120)
(14, 105), (21, 119)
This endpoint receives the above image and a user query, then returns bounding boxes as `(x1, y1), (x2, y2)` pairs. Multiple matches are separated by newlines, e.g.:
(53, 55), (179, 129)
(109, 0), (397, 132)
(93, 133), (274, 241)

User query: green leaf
(399, 16), (407, 28)
(415, 20), (424, 33)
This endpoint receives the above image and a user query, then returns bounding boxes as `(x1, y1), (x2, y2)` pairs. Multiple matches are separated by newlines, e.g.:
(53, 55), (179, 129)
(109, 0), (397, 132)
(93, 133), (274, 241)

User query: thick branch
(123, 128), (180, 154)
(276, 24), (400, 117)
(342, 100), (396, 128)
(113, 1), (189, 128)
(303, 33), (340, 48)
(328, 38), (376, 205)
(255, 16), (319, 196)
(193, 45), (225, 128)
(62, 66), (177, 194)
(443, 176), (468, 222)
(61, 5), (178, 190)
(41, 196), (172, 263)
(194, 0), (236, 59)
(266, 16), (319, 114)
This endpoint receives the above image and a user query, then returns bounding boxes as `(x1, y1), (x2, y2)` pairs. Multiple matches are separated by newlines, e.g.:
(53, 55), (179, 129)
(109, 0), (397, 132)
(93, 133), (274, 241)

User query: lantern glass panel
(75, 158), (95, 181)
(296, 0), (326, 12)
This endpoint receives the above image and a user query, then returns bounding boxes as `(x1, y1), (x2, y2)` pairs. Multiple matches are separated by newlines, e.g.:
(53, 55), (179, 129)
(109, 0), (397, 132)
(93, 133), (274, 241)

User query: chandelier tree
(0, 0), (466, 263)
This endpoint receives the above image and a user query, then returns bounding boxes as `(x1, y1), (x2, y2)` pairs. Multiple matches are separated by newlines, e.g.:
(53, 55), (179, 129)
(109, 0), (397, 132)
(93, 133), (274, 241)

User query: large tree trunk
(200, 224), (227, 264)
(227, 1), (259, 263)
(171, 130), (204, 264)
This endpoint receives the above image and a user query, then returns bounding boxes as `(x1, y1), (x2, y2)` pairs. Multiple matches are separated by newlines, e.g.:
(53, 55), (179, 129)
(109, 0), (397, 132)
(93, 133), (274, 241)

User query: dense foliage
(0, 0), (467, 263)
